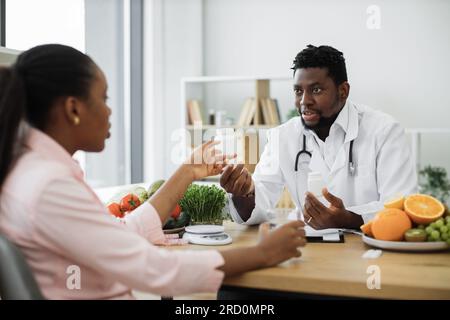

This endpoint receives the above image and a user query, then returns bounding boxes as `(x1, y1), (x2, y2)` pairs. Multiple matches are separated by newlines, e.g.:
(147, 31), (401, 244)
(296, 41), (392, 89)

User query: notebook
(287, 210), (345, 243)
(304, 226), (344, 243)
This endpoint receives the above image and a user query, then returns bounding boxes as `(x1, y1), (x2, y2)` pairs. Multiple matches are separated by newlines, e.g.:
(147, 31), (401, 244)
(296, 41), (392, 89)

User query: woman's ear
(63, 96), (82, 126)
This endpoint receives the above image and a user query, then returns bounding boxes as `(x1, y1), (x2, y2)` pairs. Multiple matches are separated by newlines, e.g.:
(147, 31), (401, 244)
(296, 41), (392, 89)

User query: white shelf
(181, 75), (290, 83)
(186, 124), (277, 130)
(405, 128), (450, 134)
(180, 75), (292, 130)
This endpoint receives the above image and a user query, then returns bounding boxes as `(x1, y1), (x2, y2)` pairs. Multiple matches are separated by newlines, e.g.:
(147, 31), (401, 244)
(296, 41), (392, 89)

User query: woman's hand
(218, 220), (306, 277)
(150, 140), (235, 224)
(184, 140), (236, 181)
(257, 220), (306, 267)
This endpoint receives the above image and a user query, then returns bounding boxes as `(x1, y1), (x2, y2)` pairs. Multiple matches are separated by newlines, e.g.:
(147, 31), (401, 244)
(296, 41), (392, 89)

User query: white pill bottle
(307, 171), (329, 207)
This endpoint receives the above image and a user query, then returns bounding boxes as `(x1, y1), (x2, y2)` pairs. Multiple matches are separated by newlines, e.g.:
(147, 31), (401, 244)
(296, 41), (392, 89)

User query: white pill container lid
(307, 171), (326, 197)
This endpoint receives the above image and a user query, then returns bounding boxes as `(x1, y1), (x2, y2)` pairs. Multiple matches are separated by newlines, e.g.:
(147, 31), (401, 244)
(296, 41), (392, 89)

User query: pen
(340, 229), (363, 236)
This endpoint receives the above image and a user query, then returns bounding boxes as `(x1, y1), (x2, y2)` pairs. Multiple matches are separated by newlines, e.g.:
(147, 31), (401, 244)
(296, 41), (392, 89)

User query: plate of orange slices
(360, 194), (450, 252)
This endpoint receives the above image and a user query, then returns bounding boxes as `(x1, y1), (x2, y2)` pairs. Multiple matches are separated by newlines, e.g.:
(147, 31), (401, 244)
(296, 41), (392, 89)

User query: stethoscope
(294, 134), (356, 176)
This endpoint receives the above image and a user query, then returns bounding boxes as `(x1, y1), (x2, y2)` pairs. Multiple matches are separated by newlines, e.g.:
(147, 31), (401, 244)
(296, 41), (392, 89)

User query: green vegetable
(148, 179), (165, 198)
(133, 186), (148, 203)
(108, 185), (147, 204)
(179, 184), (227, 225)
(163, 211), (190, 229)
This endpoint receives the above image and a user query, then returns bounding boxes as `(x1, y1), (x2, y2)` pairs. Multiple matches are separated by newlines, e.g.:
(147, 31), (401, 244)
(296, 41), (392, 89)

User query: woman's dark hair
(0, 44), (97, 190)
(291, 44), (348, 85)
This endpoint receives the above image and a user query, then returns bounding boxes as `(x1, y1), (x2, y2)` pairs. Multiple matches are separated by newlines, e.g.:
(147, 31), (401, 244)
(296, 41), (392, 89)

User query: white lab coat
(227, 100), (418, 225)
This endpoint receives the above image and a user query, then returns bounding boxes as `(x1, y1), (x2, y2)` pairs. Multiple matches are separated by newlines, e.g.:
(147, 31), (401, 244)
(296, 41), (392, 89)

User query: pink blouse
(0, 128), (224, 299)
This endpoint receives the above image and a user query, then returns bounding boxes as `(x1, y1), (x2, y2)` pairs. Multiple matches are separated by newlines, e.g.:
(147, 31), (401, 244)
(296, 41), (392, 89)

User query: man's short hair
(291, 45), (348, 85)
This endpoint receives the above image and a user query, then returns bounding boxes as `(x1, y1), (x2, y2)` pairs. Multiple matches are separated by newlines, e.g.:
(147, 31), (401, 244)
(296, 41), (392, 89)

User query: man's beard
(301, 111), (340, 130)
(300, 96), (343, 130)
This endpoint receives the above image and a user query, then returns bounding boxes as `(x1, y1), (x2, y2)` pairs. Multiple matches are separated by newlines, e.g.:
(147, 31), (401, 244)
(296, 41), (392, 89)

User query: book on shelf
(267, 98), (281, 125)
(186, 99), (204, 125)
(262, 98), (270, 125)
(237, 98), (253, 126)
(244, 98), (258, 126)
(260, 98), (272, 125)
(249, 98), (277, 126)
(235, 97), (284, 128)
(253, 98), (263, 125)
(258, 98), (281, 125)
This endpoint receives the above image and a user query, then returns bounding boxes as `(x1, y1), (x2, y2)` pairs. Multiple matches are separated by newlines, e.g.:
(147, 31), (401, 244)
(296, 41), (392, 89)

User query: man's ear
(63, 96), (82, 125)
(339, 81), (350, 101)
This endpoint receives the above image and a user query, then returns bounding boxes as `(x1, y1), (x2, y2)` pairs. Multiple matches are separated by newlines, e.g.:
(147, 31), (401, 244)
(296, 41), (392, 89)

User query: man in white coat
(220, 45), (417, 229)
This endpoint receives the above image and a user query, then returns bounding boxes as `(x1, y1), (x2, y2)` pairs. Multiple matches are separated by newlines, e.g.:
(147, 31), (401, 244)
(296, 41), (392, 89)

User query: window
(5, 0), (85, 52)
(2, 0), (143, 188)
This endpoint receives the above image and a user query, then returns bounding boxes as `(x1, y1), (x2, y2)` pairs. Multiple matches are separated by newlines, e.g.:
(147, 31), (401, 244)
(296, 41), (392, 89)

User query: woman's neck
(43, 126), (77, 156)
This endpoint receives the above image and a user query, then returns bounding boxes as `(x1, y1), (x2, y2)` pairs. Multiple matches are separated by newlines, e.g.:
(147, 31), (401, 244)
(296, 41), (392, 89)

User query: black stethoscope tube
(294, 134), (355, 175)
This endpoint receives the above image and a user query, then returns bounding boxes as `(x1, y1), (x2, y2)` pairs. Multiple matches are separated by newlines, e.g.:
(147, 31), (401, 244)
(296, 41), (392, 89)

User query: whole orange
(371, 208), (412, 241)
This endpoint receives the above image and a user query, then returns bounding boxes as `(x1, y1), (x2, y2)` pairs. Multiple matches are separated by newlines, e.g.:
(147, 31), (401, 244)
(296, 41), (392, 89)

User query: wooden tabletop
(94, 185), (450, 299)
(180, 219), (450, 300)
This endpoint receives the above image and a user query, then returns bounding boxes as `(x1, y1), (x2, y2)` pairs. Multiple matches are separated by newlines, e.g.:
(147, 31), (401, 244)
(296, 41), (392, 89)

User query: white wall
(154, 0), (450, 179)
(201, 0), (450, 175)
(145, 0), (203, 180)
(204, 0), (450, 123)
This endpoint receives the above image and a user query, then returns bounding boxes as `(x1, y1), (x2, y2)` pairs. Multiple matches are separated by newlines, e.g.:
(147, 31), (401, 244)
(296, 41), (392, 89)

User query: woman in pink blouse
(0, 44), (306, 299)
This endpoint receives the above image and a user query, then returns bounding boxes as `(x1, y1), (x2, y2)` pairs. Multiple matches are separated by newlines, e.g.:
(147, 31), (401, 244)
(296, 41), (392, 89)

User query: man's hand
(303, 188), (363, 229)
(220, 164), (254, 196)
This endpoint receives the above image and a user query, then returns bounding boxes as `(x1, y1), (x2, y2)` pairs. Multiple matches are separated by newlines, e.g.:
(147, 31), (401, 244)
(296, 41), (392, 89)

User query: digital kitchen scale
(185, 225), (225, 234)
(183, 225), (232, 245)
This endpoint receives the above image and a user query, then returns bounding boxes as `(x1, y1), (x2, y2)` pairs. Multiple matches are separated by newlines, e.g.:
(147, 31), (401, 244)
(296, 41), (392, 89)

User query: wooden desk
(94, 185), (450, 299)
(183, 220), (450, 300)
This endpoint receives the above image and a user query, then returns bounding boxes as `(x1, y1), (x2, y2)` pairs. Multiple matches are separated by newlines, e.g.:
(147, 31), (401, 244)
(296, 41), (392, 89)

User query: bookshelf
(180, 75), (291, 173)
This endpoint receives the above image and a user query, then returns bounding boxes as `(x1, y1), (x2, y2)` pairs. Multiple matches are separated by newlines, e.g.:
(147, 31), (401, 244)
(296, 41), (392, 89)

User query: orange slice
(384, 196), (405, 210)
(360, 221), (373, 237)
(404, 194), (445, 225)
